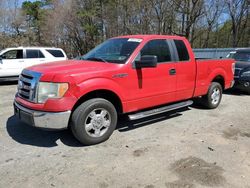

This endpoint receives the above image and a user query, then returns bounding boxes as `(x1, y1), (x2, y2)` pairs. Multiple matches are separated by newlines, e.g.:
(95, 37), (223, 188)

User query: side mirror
(135, 55), (157, 68)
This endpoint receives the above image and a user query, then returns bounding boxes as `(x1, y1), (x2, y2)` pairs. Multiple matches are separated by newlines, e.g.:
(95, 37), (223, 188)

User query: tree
(202, 0), (224, 48)
(225, 0), (249, 47)
(174, 0), (204, 45)
(1, 0), (249, 55)
(22, 0), (47, 44)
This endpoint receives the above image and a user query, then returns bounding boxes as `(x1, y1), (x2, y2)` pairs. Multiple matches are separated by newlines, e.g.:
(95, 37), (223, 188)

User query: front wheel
(71, 98), (118, 145)
(201, 82), (222, 109)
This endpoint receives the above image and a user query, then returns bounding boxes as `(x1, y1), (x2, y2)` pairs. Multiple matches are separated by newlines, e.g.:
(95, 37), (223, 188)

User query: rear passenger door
(173, 39), (196, 101)
(24, 49), (46, 67)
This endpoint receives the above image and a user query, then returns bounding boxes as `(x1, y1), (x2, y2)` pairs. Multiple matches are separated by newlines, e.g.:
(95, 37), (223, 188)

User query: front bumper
(14, 101), (71, 130)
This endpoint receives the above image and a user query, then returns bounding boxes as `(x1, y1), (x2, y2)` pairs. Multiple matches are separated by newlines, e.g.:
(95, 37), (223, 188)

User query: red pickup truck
(14, 35), (235, 145)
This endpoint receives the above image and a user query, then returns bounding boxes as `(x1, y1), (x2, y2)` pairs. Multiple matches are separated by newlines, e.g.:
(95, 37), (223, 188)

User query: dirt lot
(0, 82), (250, 188)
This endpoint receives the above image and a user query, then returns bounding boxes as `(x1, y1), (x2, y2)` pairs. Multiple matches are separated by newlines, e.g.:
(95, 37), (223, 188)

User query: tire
(71, 98), (117, 145)
(201, 82), (223, 109)
(246, 87), (250, 95)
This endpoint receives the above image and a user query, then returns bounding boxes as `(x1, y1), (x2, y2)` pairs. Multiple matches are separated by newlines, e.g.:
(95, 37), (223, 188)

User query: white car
(0, 47), (67, 81)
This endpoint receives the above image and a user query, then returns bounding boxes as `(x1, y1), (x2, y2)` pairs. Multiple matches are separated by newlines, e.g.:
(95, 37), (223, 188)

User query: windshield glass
(233, 52), (250, 62)
(82, 38), (141, 64)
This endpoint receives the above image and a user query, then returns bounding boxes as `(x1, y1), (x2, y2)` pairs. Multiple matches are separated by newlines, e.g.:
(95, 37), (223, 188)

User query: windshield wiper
(85, 57), (108, 63)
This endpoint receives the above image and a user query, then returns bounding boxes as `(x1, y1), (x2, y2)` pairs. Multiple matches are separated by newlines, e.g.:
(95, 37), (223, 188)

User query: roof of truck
(113, 34), (186, 40)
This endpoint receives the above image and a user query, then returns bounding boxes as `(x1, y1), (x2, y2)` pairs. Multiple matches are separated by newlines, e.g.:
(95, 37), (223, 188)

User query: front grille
(234, 68), (242, 78)
(18, 69), (42, 103)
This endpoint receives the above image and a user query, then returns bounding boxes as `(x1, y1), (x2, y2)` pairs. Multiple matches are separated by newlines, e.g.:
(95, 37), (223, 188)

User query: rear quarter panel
(194, 59), (234, 97)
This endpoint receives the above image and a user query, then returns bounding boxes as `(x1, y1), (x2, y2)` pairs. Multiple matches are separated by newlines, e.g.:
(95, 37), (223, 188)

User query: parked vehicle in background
(0, 47), (67, 81)
(227, 49), (250, 93)
(14, 35), (235, 145)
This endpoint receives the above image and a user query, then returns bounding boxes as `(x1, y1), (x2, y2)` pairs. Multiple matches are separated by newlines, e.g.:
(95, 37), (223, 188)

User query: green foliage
(21, 1), (51, 44)
(0, 0), (249, 56)
(22, 1), (44, 20)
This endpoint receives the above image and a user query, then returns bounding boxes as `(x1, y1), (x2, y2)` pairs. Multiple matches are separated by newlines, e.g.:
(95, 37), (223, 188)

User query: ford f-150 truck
(14, 35), (235, 145)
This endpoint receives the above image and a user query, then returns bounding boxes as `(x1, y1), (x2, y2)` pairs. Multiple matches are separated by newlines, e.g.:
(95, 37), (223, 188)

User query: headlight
(241, 71), (250, 77)
(37, 82), (69, 103)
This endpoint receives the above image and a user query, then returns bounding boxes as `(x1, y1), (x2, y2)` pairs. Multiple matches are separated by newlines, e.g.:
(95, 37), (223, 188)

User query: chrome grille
(18, 69), (42, 102)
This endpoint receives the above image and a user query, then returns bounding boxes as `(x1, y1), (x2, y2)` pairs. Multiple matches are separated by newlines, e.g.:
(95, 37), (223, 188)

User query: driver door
(126, 39), (177, 111)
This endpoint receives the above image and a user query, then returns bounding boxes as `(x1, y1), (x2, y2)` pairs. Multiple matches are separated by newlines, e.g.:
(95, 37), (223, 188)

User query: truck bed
(194, 58), (234, 97)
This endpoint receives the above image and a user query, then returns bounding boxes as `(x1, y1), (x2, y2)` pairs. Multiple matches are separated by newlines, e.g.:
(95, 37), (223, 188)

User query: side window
(38, 50), (45, 58)
(26, 49), (45, 58)
(138, 39), (172, 63)
(1, 50), (23, 59)
(174, 40), (189, 61)
(46, 49), (65, 57)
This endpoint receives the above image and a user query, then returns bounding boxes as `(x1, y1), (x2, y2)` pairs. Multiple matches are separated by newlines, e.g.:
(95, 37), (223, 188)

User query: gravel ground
(0, 82), (250, 188)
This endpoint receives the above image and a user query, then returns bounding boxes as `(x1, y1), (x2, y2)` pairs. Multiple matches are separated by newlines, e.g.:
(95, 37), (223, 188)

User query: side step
(128, 100), (193, 120)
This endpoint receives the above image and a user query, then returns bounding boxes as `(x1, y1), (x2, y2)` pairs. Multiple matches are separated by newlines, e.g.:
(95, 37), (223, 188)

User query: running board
(128, 100), (193, 120)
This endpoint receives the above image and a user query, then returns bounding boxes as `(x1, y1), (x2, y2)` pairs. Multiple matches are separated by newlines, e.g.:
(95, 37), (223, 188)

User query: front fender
(73, 77), (126, 101)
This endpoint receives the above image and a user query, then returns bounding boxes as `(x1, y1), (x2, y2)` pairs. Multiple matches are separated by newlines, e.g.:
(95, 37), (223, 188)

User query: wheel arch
(71, 89), (123, 115)
(211, 75), (225, 90)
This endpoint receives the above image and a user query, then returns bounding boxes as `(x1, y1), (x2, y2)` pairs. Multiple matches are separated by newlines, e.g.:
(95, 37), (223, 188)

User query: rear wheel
(71, 98), (117, 145)
(201, 82), (222, 109)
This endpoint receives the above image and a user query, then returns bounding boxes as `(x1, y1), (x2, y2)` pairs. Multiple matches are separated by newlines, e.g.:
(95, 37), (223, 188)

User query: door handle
(169, 68), (176, 75)
(18, 60), (24, 63)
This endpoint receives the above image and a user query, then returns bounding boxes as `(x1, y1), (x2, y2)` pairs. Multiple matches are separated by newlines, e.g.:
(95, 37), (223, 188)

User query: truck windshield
(233, 52), (250, 62)
(81, 38), (141, 64)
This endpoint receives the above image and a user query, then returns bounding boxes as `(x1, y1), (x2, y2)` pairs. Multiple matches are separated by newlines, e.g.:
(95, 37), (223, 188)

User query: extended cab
(14, 35), (235, 145)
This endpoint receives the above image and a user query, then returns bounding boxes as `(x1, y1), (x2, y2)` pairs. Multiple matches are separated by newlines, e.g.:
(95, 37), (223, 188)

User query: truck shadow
(117, 108), (189, 132)
(223, 89), (249, 96)
(6, 107), (190, 147)
(6, 116), (82, 148)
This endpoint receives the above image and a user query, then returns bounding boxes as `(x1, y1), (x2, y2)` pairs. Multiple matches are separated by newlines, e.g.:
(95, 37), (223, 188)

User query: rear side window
(140, 39), (171, 63)
(174, 40), (189, 61)
(26, 50), (45, 58)
(46, 49), (65, 57)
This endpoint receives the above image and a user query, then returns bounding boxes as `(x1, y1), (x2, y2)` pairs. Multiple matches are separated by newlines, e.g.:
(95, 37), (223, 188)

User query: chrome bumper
(14, 101), (71, 130)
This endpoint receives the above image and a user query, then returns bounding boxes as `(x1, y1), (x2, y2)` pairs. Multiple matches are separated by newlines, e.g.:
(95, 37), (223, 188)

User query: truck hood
(28, 60), (122, 75)
(27, 60), (123, 82)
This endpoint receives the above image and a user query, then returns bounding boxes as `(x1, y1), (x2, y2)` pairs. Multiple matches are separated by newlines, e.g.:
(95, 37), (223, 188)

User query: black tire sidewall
(71, 98), (117, 145)
(247, 87), (250, 95)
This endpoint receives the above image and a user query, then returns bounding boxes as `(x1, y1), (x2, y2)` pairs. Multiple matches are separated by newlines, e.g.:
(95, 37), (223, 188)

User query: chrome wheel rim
(84, 108), (111, 138)
(211, 88), (221, 105)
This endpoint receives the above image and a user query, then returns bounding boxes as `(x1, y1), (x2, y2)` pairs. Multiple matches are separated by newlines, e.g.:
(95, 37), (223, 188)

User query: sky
(18, 0), (36, 7)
